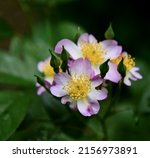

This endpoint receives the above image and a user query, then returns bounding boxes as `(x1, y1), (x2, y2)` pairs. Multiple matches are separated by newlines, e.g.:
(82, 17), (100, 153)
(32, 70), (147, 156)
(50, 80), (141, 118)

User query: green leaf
(0, 91), (30, 140)
(0, 53), (34, 86)
(99, 60), (109, 78)
(61, 49), (69, 72)
(117, 59), (126, 78)
(49, 49), (61, 73)
(104, 23), (115, 39)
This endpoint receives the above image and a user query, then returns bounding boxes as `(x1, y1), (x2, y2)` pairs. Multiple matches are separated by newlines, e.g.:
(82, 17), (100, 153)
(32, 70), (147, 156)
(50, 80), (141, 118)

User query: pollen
(123, 54), (135, 71)
(81, 42), (106, 65)
(64, 74), (92, 100)
(111, 56), (122, 65)
(42, 60), (55, 77)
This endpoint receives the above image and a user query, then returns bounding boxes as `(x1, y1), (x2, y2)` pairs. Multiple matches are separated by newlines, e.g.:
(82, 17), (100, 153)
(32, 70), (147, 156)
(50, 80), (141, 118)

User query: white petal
(123, 72), (131, 86)
(77, 99), (100, 116)
(130, 67), (143, 79)
(88, 88), (107, 101)
(55, 39), (82, 59)
(50, 85), (67, 97)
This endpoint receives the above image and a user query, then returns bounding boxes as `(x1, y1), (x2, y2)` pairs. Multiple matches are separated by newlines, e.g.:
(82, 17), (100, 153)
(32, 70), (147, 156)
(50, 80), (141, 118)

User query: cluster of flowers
(36, 33), (142, 116)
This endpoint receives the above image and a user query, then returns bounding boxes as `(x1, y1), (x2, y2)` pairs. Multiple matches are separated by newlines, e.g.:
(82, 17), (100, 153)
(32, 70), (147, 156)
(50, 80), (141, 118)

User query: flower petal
(88, 88), (108, 101)
(77, 33), (89, 46)
(61, 95), (72, 104)
(53, 72), (71, 86)
(77, 99), (100, 116)
(89, 34), (97, 43)
(70, 58), (93, 77)
(101, 40), (118, 47)
(55, 39), (82, 59)
(37, 61), (44, 72)
(50, 85), (67, 97)
(78, 33), (97, 47)
(104, 62), (122, 83)
(36, 83), (46, 95)
(123, 72), (132, 86)
(91, 75), (103, 87)
(106, 46), (122, 59)
(92, 65), (101, 75)
(130, 67), (143, 79)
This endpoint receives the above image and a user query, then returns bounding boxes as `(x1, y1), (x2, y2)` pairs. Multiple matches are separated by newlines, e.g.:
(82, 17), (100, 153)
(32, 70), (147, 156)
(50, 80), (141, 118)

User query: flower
(55, 33), (122, 74)
(50, 58), (107, 116)
(106, 52), (142, 85)
(122, 52), (143, 86)
(36, 57), (55, 95)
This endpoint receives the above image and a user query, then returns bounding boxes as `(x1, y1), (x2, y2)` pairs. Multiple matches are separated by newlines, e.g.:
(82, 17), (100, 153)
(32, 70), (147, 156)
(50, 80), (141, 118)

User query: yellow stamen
(111, 54), (136, 71)
(123, 54), (135, 71)
(42, 60), (55, 76)
(81, 42), (106, 65)
(64, 74), (91, 100)
(111, 56), (122, 65)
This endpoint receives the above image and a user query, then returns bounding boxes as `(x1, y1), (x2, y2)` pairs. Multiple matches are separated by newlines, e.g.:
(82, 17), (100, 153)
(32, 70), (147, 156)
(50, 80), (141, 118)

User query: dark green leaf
(99, 60), (109, 78)
(0, 91), (30, 140)
(61, 49), (69, 72)
(118, 59), (126, 78)
(49, 49), (61, 73)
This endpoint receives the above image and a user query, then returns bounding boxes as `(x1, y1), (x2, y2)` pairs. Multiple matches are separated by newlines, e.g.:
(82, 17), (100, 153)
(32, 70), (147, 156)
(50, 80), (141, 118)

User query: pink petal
(91, 75), (103, 87)
(101, 40), (118, 47)
(104, 62), (122, 83)
(89, 34), (97, 43)
(77, 99), (100, 116)
(77, 33), (97, 47)
(54, 72), (71, 86)
(70, 58), (93, 77)
(61, 96), (72, 104)
(77, 33), (89, 46)
(37, 61), (44, 72)
(50, 85), (67, 97)
(36, 83), (46, 95)
(106, 46), (122, 59)
(55, 39), (82, 59)
(88, 88), (107, 101)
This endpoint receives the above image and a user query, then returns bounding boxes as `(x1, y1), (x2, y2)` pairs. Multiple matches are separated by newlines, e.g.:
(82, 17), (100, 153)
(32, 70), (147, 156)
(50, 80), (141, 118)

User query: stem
(99, 81), (123, 140)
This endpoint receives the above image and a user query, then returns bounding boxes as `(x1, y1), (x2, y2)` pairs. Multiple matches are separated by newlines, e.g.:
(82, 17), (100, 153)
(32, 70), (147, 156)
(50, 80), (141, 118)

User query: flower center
(111, 56), (122, 65)
(123, 54), (135, 71)
(81, 42), (106, 65)
(42, 60), (55, 76)
(111, 54), (135, 71)
(64, 74), (92, 100)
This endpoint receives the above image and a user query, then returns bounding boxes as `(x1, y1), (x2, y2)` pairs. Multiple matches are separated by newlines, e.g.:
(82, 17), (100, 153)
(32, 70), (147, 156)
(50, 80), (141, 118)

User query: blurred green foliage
(0, 0), (150, 140)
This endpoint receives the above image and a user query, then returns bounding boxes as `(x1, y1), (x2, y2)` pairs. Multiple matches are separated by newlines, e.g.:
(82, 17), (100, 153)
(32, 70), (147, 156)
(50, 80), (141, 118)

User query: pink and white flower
(36, 57), (55, 95)
(122, 52), (142, 86)
(104, 52), (142, 85)
(55, 33), (122, 74)
(50, 58), (108, 116)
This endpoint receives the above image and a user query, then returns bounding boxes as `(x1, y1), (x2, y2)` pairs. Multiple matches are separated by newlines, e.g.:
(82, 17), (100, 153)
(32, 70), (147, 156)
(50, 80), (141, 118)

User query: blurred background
(0, 0), (150, 140)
